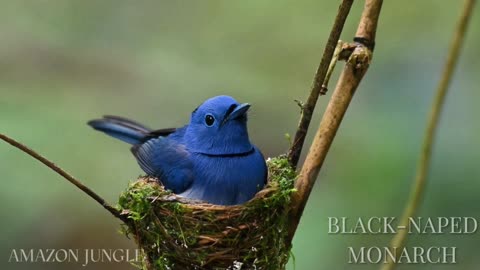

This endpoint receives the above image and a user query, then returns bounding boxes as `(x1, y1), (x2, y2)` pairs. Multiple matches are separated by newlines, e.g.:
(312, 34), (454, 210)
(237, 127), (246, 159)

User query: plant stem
(0, 133), (128, 223)
(287, 0), (384, 245)
(381, 1), (475, 269)
(287, 0), (354, 168)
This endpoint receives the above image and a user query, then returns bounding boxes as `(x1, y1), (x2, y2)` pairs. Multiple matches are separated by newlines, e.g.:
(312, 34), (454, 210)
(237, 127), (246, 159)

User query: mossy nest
(118, 156), (296, 270)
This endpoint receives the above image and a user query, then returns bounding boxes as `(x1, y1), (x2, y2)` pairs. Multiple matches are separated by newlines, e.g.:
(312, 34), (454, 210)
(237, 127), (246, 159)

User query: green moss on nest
(118, 156), (296, 270)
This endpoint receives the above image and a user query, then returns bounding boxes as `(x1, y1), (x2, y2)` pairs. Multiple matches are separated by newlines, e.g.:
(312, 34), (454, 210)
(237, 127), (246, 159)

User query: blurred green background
(1, 1), (479, 269)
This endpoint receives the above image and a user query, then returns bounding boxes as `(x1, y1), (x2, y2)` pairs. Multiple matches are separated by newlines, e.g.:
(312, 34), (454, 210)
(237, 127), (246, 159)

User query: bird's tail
(88, 115), (152, 145)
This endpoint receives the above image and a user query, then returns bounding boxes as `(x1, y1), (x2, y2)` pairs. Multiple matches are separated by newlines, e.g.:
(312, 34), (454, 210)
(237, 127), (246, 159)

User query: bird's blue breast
(179, 147), (267, 205)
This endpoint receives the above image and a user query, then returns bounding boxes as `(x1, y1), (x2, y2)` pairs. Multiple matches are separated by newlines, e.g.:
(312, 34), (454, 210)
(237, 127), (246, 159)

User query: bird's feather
(132, 137), (194, 194)
(88, 117), (149, 145)
(103, 115), (152, 132)
(143, 128), (177, 142)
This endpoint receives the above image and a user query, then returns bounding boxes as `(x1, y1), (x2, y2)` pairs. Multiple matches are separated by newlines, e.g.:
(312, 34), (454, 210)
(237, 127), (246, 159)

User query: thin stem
(0, 133), (128, 223)
(287, 0), (354, 168)
(322, 41), (345, 93)
(381, 1), (475, 269)
(287, 0), (384, 244)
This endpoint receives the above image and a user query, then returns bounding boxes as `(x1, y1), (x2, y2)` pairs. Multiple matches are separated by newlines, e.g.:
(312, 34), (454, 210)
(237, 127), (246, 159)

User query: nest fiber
(118, 156), (296, 270)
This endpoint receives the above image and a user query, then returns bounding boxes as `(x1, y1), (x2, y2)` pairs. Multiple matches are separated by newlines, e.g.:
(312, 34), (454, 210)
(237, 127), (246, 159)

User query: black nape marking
(192, 106), (199, 115)
(199, 147), (255, 157)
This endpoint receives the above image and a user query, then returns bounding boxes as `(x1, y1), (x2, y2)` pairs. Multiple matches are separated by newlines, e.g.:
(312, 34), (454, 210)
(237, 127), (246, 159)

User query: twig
(322, 40), (346, 93)
(381, 1), (475, 269)
(0, 133), (129, 223)
(287, 0), (354, 168)
(287, 0), (384, 244)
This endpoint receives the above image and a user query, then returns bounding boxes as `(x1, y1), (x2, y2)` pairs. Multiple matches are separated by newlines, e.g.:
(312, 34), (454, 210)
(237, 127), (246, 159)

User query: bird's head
(184, 95), (253, 155)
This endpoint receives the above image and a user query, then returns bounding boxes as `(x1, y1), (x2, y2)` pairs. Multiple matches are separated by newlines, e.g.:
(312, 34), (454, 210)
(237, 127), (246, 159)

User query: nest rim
(118, 156), (297, 270)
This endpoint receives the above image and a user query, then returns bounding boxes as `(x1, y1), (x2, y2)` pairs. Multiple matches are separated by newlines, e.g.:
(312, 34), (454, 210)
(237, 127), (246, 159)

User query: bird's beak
(224, 103), (250, 124)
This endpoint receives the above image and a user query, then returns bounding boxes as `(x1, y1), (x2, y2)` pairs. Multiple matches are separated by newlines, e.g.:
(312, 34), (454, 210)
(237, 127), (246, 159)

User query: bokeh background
(1, 1), (479, 269)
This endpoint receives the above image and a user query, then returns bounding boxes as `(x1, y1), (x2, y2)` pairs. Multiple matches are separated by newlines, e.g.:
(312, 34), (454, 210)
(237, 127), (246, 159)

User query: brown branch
(287, 0), (384, 244)
(0, 133), (129, 223)
(287, 0), (354, 168)
(381, 0), (475, 269)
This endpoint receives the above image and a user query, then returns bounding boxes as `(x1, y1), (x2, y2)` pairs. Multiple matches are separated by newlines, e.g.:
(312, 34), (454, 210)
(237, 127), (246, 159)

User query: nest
(118, 156), (296, 270)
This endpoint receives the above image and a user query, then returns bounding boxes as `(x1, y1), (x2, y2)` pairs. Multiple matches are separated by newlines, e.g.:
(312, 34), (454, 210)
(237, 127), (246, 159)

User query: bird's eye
(205, 114), (215, 126)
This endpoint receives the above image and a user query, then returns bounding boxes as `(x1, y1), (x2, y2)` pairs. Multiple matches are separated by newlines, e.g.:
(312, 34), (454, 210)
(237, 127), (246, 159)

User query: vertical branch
(0, 133), (128, 223)
(287, 0), (384, 244)
(381, 1), (475, 269)
(287, 0), (354, 168)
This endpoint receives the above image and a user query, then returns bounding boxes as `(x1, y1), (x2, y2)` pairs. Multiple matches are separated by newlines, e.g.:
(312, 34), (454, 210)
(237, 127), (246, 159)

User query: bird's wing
(131, 137), (194, 194)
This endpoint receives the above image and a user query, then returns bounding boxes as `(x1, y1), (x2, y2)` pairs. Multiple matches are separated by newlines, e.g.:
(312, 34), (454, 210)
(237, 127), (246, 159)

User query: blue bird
(88, 95), (267, 205)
